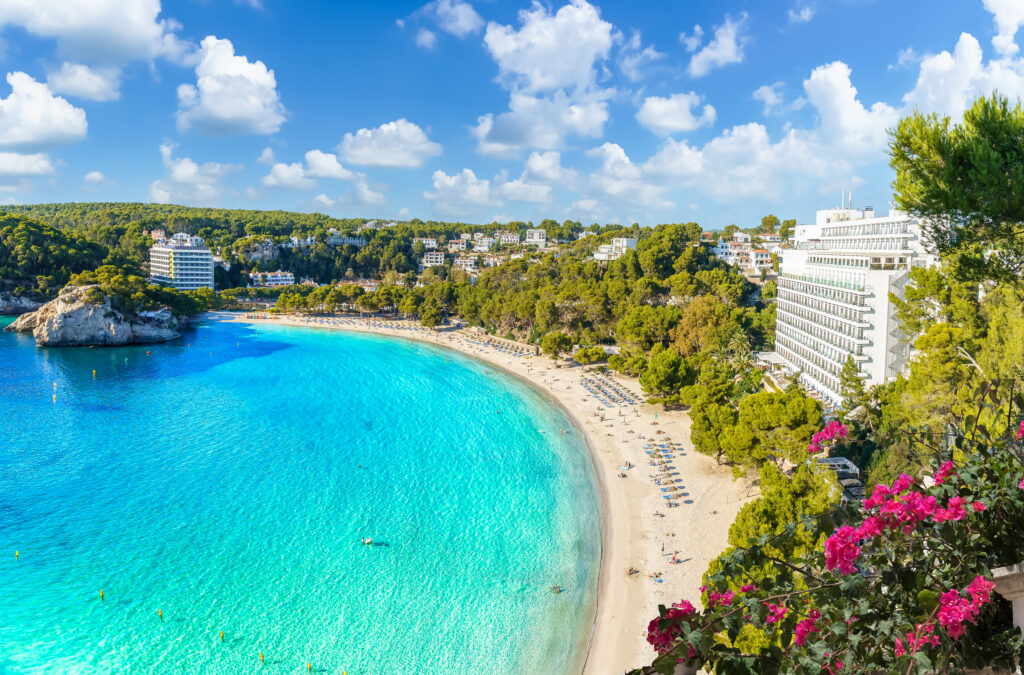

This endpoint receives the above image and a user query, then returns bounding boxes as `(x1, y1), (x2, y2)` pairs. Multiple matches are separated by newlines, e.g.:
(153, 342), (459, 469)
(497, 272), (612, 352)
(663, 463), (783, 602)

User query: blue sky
(0, 0), (1020, 228)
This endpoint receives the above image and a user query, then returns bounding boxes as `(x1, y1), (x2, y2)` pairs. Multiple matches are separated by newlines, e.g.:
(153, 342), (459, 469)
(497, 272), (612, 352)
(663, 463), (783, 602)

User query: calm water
(0, 315), (601, 674)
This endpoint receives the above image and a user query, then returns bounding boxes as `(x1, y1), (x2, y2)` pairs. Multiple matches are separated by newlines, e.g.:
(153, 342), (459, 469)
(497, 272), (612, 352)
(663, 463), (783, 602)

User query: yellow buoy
(259, 652), (264, 663)
(53, 394), (56, 403)
(219, 630), (224, 641)
(99, 590), (104, 601)
(53, 382), (57, 391)
(307, 664), (311, 673)
(14, 550), (18, 560)
(92, 369), (96, 378)
(158, 609), (163, 620)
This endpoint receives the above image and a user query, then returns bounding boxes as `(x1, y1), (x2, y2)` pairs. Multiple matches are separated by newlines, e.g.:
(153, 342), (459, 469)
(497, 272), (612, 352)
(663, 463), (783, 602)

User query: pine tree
(839, 355), (866, 413)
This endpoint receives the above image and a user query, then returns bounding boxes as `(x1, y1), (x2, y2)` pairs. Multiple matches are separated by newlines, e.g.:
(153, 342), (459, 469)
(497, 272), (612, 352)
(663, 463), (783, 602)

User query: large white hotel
(149, 233), (215, 291)
(774, 205), (936, 406)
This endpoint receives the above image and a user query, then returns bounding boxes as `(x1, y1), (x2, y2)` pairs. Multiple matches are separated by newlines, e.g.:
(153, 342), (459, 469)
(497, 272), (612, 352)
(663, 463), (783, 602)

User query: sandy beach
(223, 312), (751, 673)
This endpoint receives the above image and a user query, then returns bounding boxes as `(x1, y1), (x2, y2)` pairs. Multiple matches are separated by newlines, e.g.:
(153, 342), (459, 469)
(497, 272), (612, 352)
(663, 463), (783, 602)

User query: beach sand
(222, 313), (751, 673)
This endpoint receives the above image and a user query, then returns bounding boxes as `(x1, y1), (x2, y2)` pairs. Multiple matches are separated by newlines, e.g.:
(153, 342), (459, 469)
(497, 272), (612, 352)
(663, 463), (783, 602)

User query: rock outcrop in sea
(0, 293), (43, 315)
(4, 285), (187, 346)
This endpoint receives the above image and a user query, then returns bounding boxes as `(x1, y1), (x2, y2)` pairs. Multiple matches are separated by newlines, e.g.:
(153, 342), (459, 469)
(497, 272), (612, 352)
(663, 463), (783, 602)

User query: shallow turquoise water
(0, 316), (601, 674)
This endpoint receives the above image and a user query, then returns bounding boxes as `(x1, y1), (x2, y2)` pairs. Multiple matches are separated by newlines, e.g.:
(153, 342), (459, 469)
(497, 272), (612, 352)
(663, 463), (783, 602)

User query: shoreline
(217, 312), (750, 673)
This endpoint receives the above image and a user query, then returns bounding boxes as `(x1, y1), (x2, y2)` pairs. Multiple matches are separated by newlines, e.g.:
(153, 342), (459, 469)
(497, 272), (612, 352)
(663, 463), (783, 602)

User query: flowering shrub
(808, 420), (849, 454)
(634, 411), (1024, 674)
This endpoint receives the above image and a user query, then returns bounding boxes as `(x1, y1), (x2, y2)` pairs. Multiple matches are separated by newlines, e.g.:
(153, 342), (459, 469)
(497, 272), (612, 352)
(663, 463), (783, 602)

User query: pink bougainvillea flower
(894, 638), (906, 657)
(972, 501), (986, 512)
(933, 460), (955, 484)
(740, 584), (756, 593)
(824, 526), (861, 575)
(765, 602), (789, 623)
(793, 609), (821, 646)
(1016, 419), (1024, 440)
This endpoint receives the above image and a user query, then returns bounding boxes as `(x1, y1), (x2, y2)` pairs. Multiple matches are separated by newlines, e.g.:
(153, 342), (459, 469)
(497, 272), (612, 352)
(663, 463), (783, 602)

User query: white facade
(733, 232), (751, 243)
(149, 234), (215, 291)
(525, 229), (547, 245)
(448, 239), (467, 252)
(774, 207), (936, 406)
(473, 237), (495, 252)
(459, 233), (472, 240)
(414, 237), (438, 249)
(421, 251), (445, 268)
(453, 257), (477, 272)
(326, 229), (367, 247)
(252, 271), (295, 287)
(593, 237), (638, 261)
(498, 231), (520, 245)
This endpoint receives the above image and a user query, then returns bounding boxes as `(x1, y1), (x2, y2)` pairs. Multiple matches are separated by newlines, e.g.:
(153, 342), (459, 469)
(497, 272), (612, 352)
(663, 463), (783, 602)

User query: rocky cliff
(0, 293), (43, 315)
(4, 285), (187, 346)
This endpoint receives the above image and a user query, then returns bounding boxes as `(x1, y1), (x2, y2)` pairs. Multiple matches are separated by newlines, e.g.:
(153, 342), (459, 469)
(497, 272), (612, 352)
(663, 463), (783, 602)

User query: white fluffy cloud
(176, 36), (286, 136)
(46, 63), (120, 101)
(423, 168), (500, 215)
(304, 150), (357, 180)
(416, 28), (438, 49)
(983, 0), (1024, 56)
(261, 150), (365, 192)
(149, 143), (240, 206)
(585, 142), (673, 209)
(342, 179), (387, 206)
(804, 61), (897, 155)
(687, 13), (748, 77)
(472, 90), (610, 157)
(524, 150), (577, 184)
(483, 0), (613, 94)
(753, 82), (784, 114)
(83, 170), (112, 184)
(433, 0), (483, 38)
(0, 0), (188, 64)
(339, 119), (442, 168)
(679, 25), (704, 53)
(257, 147), (275, 164)
(788, 6), (815, 24)
(0, 152), (55, 176)
(474, 0), (617, 157)
(636, 92), (716, 135)
(902, 32), (1024, 118)
(262, 162), (315, 190)
(0, 72), (87, 152)
(618, 29), (664, 82)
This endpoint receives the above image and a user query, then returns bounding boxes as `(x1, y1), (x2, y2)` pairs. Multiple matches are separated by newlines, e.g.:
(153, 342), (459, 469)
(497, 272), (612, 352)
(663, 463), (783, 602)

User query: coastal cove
(0, 315), (602, 673)
(226, 313), (751, 673)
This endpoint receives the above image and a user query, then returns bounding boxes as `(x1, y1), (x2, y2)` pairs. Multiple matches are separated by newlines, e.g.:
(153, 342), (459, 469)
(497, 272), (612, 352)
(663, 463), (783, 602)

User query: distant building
(149, 233), (215, 291)
(239, 238), (279, 261)
(325, 229), (366, 247)
(483, 255), (503, 267)
(773, 206), (936, 407)
(497, 231), (520, 245)
(733, 232), (752, 243)
(510, 251), (524, 260)
(525, 229), (547, 246)
(414, 237), (438, 249)
(421, 251), (445, 268)
(593, 237), (638, 261)
(283, 235), (316, 249)
(448, 239), (467, 252)
(147, 229), (166, 242)
(252, 271), (295, 287)
(757, 233), (783, 244)
(752, 248), (772, 271)
(473, 237), (496, 252)
(459, 233), (472, 240)
(350, 279), (379, 292)
(453, 257), (477, 272)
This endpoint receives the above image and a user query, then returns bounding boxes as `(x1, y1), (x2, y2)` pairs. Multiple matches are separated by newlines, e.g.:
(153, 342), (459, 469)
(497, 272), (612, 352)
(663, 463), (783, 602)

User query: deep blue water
(0, 315), (601, 674)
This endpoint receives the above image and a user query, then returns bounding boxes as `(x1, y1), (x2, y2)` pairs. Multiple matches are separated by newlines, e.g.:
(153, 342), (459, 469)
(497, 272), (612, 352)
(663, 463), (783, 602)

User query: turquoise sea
(0, 315), (601, 674)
